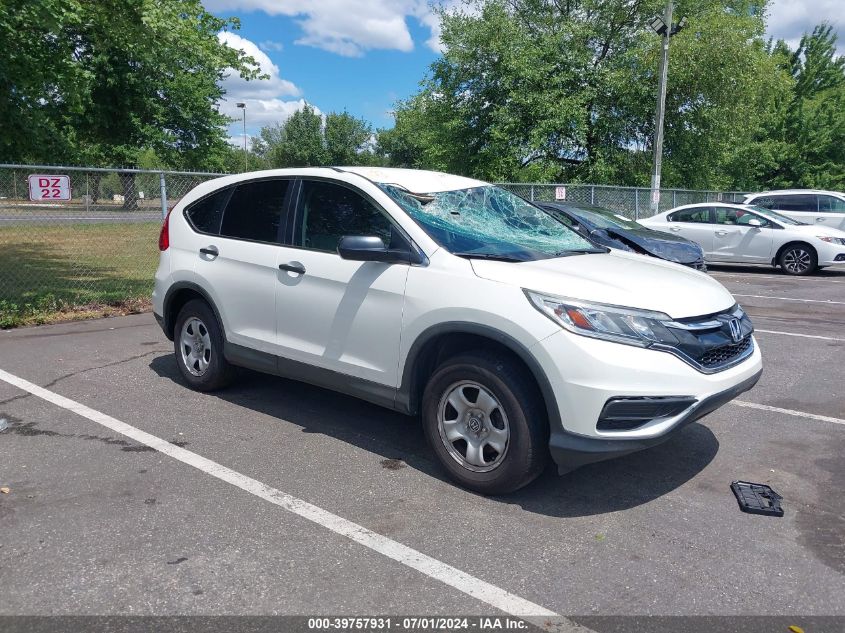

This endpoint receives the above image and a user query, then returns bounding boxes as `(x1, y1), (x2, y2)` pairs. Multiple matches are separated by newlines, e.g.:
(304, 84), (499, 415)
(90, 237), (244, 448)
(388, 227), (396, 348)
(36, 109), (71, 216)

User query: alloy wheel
(180, 317), (212, 376)
(783, 247), (812, 274)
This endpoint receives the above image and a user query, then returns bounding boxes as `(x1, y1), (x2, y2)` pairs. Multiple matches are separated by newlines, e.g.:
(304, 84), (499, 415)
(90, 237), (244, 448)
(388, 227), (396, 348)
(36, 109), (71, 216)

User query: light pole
(648, 3), (686, 213)
(236, 102), (247, 172)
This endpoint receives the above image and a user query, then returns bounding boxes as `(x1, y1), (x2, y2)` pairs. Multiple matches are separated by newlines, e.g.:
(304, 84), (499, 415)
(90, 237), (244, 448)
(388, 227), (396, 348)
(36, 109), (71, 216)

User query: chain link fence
(0, 163), (748, 327)
(498, 183), (748, 219)
(0, 164), (222, 326)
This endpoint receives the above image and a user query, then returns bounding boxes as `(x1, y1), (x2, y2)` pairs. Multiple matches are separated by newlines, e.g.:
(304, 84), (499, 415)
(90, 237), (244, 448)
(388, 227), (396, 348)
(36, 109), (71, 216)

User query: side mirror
(337, 235), (409, 263)
(747, 218), (763, 227)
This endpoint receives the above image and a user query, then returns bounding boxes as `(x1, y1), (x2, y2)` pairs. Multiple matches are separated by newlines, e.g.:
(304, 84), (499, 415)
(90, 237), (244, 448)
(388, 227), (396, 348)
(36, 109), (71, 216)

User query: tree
(760, 24), (845, 189)
(325, 112), (373, 165)
(383, 1), (806, 189)
(254, 105), (326, 166)
(254, 106), (382, 167)
(0, 0), (260, 205)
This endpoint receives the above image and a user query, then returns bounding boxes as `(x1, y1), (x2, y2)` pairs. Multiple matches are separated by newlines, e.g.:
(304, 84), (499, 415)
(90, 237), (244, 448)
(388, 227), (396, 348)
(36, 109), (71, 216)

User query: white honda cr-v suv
(153, 167), (762, 494)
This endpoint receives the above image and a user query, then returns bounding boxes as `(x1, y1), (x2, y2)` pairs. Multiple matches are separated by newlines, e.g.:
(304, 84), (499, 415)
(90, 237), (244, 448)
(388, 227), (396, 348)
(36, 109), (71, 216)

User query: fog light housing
(597, 396), (697, 431)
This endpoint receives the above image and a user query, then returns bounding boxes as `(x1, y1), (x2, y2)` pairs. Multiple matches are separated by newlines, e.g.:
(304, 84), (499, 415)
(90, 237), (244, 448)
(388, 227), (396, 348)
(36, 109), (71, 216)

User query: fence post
(85, 174), (90, 214)
(530, 185), (535, 202)
(590, 185), (595, 205)
(635, 188), (640, 220)
(672, 190), (677, 207)
(159, 172), (168, 219)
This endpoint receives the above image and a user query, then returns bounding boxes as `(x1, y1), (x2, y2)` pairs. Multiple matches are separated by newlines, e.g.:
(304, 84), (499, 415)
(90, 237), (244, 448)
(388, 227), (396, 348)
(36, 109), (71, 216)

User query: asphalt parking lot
(1, 264), (844, 630)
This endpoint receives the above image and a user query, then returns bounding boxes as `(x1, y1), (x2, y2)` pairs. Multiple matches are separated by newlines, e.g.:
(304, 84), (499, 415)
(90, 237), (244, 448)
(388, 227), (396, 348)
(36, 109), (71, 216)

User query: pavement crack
(0, 350), (166, 406)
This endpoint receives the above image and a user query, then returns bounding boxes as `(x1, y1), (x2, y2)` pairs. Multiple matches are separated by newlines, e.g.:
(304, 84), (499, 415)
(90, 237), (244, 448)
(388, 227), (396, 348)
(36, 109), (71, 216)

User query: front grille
(665, 305), (755, 373)
(698, 335), (753, 368)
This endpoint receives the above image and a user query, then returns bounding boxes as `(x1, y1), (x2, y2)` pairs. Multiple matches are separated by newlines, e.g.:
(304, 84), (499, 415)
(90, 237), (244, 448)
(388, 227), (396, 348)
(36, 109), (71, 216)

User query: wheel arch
(397, 323), (562, 430)
(773, 240), (817, 267)
(162, 282), (224, 341)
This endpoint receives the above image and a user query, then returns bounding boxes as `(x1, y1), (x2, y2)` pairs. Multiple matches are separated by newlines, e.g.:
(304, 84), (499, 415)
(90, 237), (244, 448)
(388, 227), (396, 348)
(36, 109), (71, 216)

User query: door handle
(199, 246), (219, 257)
(669, 227), (681, 231)
(816, 217), (826, 222)
(715, 230), (728, 236)
(279, 262), (306, 275)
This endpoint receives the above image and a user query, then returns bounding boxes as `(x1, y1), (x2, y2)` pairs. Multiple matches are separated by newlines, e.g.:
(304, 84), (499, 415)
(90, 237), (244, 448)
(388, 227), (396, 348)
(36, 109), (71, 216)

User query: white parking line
(711, 272), (845, 283)
(755, 329), (845, 342)
(0, 367), (574, 625)
(732, 294), (845, 305)
(732, 400), (845, 426)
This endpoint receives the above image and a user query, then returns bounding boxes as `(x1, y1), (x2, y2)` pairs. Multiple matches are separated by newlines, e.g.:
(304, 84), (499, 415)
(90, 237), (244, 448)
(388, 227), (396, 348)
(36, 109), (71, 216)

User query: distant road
(0, 205), (162, 224)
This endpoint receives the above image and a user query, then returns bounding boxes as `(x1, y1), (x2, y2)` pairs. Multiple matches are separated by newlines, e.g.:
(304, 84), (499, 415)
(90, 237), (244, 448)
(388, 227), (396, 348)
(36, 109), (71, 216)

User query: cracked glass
(379, 184), (597, 261)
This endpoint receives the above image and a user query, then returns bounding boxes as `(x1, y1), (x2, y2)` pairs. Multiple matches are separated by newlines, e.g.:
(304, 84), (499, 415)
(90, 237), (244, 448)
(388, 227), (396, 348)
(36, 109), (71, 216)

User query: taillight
(159, 207), (172, 251)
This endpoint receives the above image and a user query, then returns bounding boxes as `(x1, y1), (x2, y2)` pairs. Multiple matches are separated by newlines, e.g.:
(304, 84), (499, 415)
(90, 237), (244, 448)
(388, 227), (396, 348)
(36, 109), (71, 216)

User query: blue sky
(204, 0), (449, 142)
(204, 0), (843, 143)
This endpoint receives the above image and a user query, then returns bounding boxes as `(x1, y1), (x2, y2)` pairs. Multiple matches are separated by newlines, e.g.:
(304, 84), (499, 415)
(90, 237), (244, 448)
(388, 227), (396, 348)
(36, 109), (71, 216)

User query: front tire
(779, 244), (817, 276)
(173, 299), (236, 391)
(421, 351), (548, 494)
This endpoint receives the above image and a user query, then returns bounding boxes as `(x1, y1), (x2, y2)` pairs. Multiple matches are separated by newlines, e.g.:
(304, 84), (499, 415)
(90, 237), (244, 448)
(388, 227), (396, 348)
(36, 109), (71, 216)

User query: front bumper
(819, 244), (845, 265)
(529, 328), (763, 473)
(549, 368), (761, 473)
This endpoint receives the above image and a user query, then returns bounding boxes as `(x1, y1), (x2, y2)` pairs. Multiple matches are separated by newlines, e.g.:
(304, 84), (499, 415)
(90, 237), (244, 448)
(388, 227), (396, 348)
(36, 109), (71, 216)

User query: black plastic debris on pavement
(731, 480), (784, 517)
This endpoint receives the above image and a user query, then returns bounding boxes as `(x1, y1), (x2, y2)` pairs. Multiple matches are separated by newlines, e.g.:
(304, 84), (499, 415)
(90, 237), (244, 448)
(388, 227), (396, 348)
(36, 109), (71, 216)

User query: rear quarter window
(185, 188), (232, 235)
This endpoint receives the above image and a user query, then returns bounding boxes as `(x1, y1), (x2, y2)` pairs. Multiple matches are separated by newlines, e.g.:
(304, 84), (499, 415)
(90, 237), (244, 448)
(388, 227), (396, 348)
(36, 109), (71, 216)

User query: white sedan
(641, 203), (845, 275)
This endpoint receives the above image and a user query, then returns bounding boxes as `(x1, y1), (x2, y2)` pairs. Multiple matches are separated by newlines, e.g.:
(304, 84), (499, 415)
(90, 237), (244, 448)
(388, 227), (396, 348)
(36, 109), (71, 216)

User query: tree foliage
(760, 24), (845, 189)
(253, 106), (382, 167)
(0, 0), (259, 170)
(383, 0), (843, 190)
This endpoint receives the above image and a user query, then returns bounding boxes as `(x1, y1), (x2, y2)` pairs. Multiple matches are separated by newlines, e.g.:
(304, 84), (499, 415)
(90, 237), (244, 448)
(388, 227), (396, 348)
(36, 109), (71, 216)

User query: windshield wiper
(452, 252), (524, 262)
(554, 247), (608, 257)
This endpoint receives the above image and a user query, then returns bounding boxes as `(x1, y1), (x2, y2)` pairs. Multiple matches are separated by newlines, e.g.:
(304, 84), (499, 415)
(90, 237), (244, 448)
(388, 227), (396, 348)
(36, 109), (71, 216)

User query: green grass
(0, 222), (160, 328)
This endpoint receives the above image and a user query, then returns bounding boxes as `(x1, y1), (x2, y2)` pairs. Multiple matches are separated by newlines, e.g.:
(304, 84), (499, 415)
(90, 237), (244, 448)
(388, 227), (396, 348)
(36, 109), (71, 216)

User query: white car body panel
(273, 246), (409, 385)
(744, 190), (845, 232)
(155, 168), (763, 466)
(642, 203), (845, 267)
(469, 250), (733, 319)
(194, 236), (280, 354)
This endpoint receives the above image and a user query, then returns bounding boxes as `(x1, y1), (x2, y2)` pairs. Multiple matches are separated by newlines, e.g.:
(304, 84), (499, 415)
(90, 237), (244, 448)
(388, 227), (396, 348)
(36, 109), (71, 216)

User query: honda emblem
(728, 318), (742, 343)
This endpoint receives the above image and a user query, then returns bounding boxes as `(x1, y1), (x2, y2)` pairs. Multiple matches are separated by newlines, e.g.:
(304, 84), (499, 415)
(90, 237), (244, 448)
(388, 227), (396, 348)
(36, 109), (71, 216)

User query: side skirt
(223, 342), (404, 414)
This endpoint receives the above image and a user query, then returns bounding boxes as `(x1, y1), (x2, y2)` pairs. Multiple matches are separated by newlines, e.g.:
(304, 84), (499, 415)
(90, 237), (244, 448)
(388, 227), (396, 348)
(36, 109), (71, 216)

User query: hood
(471, 250), (734, 319)
(601, 227), (703, 264)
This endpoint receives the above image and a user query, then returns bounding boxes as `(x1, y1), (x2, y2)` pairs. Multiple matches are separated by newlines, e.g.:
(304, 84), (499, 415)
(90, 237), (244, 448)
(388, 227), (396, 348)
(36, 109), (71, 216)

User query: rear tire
(421, 351), (548, 494)
(779, 243), (817, 276)
(173, 299), (236, 391)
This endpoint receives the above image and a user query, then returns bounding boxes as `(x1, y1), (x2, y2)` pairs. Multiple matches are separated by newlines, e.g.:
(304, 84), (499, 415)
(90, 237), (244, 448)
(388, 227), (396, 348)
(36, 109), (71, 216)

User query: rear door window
(773, 194), (818, 212)
(668, 208), (711, 223)
(220, 179), (290, 243)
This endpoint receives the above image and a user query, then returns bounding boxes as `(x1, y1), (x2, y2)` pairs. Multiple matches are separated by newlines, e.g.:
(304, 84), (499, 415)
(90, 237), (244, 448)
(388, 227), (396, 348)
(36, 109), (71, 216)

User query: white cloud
(225, 98), (321, 129)
(218, 31), (300, 101)
(205, 0), (458, 56)
(259, 40), (284, 52)
(217, 32), (317, 134)
(766, 0), (844, 54)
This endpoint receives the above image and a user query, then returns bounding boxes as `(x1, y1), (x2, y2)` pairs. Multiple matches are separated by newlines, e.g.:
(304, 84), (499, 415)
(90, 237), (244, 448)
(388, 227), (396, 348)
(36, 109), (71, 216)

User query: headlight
(524, 290), (679, 348)
(818, 236), (845, 245)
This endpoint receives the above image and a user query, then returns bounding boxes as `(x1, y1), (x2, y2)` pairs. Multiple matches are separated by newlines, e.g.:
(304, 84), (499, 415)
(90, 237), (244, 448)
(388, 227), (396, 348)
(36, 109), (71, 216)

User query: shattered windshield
(567, 207), (642, 230)
(378, 184), (599, 261)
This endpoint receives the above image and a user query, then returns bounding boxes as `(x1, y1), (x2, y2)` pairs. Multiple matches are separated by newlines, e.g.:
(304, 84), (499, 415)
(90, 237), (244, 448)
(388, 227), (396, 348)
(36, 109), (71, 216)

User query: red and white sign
(28, 175), (71, 201)
(554, 186), (566, 200)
